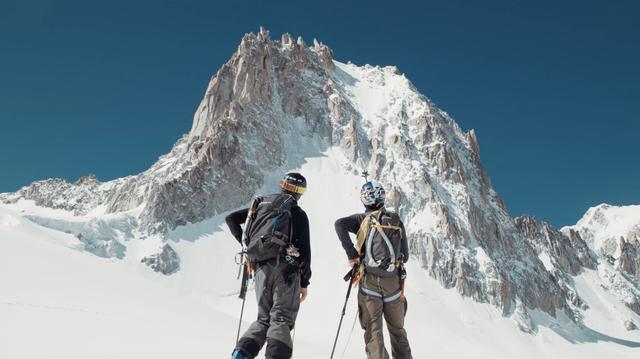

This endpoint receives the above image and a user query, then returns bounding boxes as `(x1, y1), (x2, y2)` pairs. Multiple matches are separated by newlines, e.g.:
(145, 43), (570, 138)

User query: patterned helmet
(280, 172), (307, 197)
(360, 181), (385, 206)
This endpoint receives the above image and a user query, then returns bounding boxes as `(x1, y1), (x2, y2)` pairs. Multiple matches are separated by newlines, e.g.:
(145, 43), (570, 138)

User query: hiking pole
(340, 308), (359, 359)
(235, 200), (259, 344)
(236, 292), (247, 344)
(330, 264), (358, 359)
(291, 327), (296, 353)
(235, 250), (250, 344)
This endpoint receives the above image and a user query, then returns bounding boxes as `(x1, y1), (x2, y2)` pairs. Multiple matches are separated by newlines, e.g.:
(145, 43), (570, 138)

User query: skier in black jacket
(227, 173), (311, 359)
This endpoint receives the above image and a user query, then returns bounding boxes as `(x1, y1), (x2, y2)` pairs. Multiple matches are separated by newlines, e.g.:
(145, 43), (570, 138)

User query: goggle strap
(280, 180), (306, 194)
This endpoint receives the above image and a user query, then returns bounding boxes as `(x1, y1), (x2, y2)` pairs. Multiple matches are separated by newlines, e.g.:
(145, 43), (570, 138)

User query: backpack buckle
(286, 244), (300, 258)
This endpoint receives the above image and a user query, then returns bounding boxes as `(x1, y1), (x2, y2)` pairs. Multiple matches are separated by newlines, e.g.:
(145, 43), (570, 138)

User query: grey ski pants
(236, 261), (300, 359)
(358, 273), (412, 359)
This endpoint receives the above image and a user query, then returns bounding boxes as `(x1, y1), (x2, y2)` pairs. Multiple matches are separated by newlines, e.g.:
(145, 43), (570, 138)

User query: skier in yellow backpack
(334, 179), (412, 359)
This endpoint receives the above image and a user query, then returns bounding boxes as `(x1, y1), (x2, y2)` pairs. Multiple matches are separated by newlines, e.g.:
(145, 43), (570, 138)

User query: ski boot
(231, 349), (249, 359)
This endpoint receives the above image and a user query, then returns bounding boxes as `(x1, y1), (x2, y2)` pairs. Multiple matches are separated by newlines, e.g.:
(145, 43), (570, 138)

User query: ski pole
(236, 252), (249, 344)
(330, 264), (358, 359)
(235, 199), (259, 344)
(236, 289), (247, 344)
(340, 308), (359, 359)
(291, 327), (296, 354)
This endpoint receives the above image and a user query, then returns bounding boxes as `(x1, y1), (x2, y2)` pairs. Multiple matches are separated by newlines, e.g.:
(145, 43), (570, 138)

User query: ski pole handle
(343, 264), (359, 282)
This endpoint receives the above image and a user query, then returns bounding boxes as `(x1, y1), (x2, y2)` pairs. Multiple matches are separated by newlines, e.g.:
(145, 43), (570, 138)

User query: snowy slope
(0, 207), (237, 358)
(2, 153), (639, 358)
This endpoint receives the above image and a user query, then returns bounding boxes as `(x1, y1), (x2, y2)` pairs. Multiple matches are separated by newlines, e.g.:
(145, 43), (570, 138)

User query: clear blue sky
(1, 0), (638, 226)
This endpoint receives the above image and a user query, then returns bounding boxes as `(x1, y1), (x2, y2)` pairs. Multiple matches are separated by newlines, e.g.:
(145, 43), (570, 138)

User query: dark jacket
(225, 200), (312, 288)
(334, 207), (409, 263)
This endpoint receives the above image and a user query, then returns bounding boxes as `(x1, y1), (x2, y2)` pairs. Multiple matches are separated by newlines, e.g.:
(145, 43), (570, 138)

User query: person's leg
(383, 297), (412, 359)
(265, 264), (300, 359)
(373, 276), (411, 359)
(235, 264), (272, 358)
(359, 274), (389, 359)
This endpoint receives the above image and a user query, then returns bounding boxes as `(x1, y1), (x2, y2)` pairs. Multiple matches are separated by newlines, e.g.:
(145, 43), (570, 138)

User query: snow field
(2, 151), (639, 358)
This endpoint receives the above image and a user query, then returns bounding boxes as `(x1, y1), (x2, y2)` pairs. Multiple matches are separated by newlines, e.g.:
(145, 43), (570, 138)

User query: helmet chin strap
(281, 189), (302, 201)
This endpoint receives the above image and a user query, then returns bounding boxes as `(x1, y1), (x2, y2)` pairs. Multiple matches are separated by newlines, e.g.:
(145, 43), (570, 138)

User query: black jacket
(334, 208), (409, 262)
(225, 201), (312, 288)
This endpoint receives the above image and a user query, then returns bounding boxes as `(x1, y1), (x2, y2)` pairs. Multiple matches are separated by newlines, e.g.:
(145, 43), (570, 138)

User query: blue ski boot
(231, 349), (248, 359)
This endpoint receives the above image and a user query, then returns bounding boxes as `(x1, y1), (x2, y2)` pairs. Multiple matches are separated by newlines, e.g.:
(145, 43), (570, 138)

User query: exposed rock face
(141, 244), (180, 275)
(619, 237), (640, 277)
(515, 216), (595, 276)
(0, 174), (122, 216)
(564, 229), (597, 270)
(2, 28), (638, 326)
(625, 319), (638, 331)
(514, 216), (598, 316)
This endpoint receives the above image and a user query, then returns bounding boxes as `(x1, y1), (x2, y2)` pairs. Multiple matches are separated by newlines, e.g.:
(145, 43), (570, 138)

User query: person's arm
(400, 220), (409, 263)
(225, 208), (249, 244)
(294, 208), (312, 289)
(334, 214), (364, 260)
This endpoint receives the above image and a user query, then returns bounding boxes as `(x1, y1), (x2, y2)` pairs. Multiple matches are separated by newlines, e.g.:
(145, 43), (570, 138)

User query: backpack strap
(367, 215), (398, 271)
(281, 194), (295, 242)
(269, 194), (296, 249)
(355, 209), (382, 255)
(243, 197), (262, 246)
(355, 215), (370, 256)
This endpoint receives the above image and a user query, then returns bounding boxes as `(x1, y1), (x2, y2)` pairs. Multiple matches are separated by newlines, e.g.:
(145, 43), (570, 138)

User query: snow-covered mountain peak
(565, 204), (640, 255)
(555, 204), (640, 315)
(1, 28), (639, 336)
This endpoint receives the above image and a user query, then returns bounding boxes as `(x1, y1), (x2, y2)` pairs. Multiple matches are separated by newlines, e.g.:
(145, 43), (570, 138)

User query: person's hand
(348, 258), (361, 285)
(300, 288), (308, 303)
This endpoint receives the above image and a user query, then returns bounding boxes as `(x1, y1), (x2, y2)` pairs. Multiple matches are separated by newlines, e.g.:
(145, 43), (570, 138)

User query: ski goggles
(280, 180), (306, 195)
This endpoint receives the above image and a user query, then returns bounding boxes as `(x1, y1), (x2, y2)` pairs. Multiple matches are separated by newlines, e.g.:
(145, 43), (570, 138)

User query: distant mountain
(562, 204), (640, 314)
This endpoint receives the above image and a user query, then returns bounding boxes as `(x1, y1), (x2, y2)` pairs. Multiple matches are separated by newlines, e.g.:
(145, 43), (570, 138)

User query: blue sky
(0, 0), (638, 226)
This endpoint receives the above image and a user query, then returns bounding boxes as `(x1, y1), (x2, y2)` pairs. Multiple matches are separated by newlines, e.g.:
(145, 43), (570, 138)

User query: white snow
(563, 204), (640, 254)
(2, 152), (639, 359)
(0, 214), (20, 226)
(538, 252), (554, 272)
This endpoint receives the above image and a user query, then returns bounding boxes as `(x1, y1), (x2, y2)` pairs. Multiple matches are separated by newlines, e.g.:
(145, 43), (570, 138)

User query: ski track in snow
(1, 152), (639, 359)
(1, 300), (111, 316)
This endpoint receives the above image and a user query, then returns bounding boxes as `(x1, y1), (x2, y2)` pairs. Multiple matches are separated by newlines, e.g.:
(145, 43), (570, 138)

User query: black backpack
(356, 209), (404, 276)
(244, 193), (296, 263)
